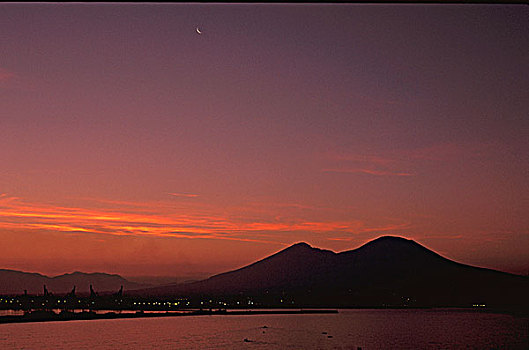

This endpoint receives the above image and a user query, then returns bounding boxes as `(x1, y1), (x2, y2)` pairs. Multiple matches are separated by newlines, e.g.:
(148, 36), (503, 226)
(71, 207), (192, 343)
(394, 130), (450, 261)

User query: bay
(0, 309), (527, 349)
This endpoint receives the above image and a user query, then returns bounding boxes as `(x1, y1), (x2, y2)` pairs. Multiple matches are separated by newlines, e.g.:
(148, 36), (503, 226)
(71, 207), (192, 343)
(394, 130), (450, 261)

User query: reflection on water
(0, 309), (527, 349)
(0, 309), (192, 317)
(0, 310), (24, 317)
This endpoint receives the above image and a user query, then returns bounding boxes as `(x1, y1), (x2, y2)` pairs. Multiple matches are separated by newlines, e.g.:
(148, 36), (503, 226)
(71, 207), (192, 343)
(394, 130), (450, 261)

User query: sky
(0, 4), (528, 278)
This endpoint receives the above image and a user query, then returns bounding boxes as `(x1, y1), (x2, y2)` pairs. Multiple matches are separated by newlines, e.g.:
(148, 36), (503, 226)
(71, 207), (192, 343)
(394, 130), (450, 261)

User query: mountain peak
(279, 242), (330, 256)
(289, 242), (312, 249)
(370, 236), (412, 243)
(359, 236), (417, 250)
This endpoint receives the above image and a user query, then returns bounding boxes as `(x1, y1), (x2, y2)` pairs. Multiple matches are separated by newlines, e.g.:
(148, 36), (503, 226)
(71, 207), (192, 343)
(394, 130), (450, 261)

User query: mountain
(0, 270), (146, 295)
(135, 236), (529, 308)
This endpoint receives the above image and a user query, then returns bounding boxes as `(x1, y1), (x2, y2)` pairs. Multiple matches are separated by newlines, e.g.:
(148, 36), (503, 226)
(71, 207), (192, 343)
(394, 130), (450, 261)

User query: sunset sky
(1, 4), (527, 279)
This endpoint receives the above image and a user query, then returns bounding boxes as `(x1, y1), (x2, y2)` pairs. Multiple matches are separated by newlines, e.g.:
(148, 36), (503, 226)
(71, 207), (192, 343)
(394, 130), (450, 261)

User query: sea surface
(0, 309), (527, 349)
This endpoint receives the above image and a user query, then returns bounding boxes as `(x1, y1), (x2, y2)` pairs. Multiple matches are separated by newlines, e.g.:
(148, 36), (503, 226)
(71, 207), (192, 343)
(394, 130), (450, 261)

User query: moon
(196, 27), (202, 35)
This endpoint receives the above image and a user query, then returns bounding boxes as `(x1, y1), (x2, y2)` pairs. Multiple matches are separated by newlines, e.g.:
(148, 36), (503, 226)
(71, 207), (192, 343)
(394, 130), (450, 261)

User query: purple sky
(0, 4), (527, 277)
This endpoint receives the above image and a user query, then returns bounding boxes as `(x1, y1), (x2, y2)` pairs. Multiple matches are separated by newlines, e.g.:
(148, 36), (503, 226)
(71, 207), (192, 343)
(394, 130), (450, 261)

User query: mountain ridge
(0, 269), (146, 295)
(2, 236), (527, 308)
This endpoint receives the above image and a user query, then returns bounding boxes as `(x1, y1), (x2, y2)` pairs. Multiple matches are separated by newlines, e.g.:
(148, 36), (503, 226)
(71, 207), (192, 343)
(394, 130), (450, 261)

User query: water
(0, 309), (527, 349)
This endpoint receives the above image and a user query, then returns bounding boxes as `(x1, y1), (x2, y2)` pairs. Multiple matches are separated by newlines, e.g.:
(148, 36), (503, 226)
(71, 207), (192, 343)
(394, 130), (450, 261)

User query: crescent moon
(196, 28), (202, 35)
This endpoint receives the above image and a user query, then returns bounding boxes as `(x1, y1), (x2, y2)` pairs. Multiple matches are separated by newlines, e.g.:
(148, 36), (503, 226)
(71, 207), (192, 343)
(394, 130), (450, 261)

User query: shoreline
(0, 309), (339, 325)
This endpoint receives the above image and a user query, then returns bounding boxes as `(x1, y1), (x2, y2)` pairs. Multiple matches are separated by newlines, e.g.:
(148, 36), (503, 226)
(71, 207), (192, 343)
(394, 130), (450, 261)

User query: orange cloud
(322, 150), (414, 177)
(322, 168), (414, 177)
(168, 192), (199, 198)
(0, 195), (406, 245)
(323, 142), (493, 178)
(327, 153), (397, 165)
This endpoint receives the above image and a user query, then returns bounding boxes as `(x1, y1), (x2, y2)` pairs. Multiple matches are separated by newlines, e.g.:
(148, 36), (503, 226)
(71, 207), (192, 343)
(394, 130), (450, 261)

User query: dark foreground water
(0, 309), (527, 349)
